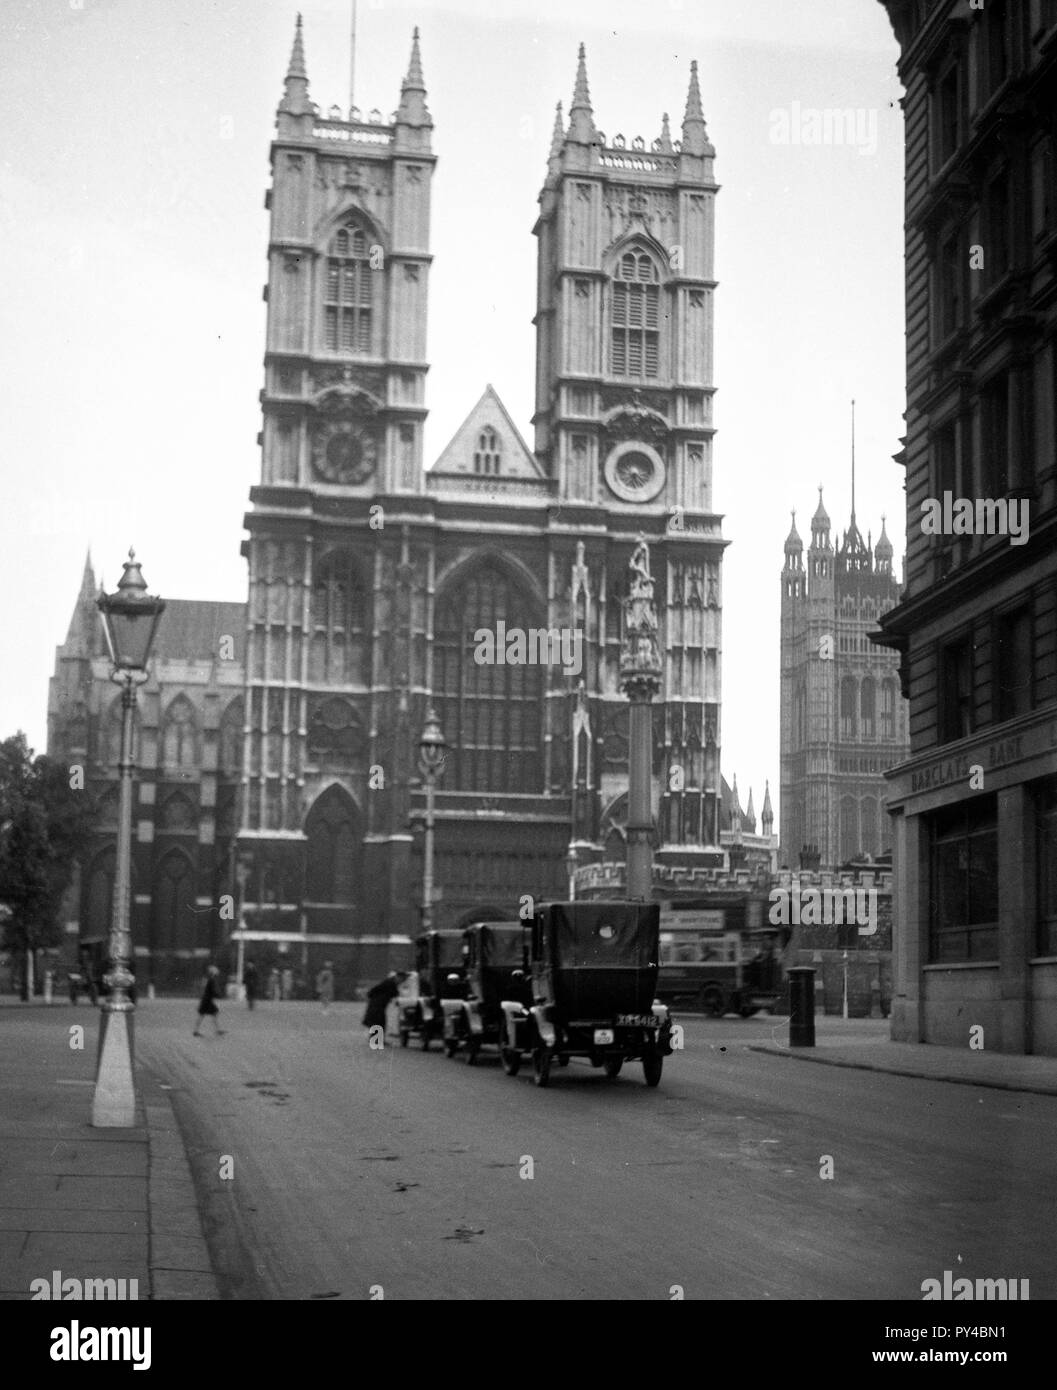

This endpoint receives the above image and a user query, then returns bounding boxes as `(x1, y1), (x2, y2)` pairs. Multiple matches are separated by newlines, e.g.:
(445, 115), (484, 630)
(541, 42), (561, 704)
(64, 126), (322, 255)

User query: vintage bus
(656, 898), (782, 1017)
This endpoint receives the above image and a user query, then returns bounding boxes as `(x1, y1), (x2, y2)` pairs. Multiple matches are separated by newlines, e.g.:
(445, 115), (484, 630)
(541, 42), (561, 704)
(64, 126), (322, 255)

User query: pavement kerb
(748, 1043), (1057, 1097)
(141, 1081), (220, 1300)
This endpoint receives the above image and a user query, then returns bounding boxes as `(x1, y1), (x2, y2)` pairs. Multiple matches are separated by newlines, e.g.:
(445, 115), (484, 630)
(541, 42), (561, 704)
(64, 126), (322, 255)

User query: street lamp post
(619, 537), (662, 903)
(418, 708), (447, 932)
(92, 550), (165, 1128)
(565, 846), (578, 902)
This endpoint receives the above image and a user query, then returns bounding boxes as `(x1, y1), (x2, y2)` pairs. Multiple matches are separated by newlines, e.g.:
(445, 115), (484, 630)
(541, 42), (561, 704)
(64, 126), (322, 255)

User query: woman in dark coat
(194, 966), (225, 1037)
(362, 972), (401, 1029)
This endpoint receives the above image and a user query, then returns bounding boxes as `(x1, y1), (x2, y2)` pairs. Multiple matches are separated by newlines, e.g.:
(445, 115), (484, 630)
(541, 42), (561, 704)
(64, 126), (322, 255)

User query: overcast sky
(0, 0), (906, 834)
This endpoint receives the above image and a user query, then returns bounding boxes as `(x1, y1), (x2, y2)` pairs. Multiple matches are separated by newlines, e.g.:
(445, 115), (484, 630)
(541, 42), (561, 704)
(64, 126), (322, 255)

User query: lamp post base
(92, 1005), (137, 1128)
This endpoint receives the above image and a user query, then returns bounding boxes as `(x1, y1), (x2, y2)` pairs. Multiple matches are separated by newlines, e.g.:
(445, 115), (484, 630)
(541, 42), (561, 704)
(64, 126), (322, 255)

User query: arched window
(152, 851), (196, 955)
(860, 677), (876, 740)
(840, 797), (859, 864)
(840, 677), (857, 740)
(83, 848), (116, 939)
(473, 427), (501, 476)
(861, 797), (878, 858)
(162, 695), (198, 770)
(434, 563), (543, 792)
(159, 791), (196, 832)
(310, 551), (367, 684)
(304, 785), (359, 903)
(611, 249), (661, 379)
(219, 697), (244, 777)
(881, 679), (897, 740)
(101, 696), (139, 768)
(94, 785), (120, 829)
(324, 222), (373, 353)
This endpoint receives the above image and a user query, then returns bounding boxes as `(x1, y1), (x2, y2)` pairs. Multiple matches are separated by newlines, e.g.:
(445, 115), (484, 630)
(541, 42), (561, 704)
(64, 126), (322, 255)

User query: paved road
(135, 1000), (1057, 1301)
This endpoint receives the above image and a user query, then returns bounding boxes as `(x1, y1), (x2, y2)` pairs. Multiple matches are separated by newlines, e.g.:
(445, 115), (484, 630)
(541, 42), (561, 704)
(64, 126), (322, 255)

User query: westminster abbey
(48, 20), (768, 990)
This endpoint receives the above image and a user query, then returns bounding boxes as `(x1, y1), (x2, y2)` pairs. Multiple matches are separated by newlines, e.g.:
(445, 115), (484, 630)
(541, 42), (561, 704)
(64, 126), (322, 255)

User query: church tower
(780, 485), (908, 869)
(534, 50), (728, 866)
(238, 19), (435, 955)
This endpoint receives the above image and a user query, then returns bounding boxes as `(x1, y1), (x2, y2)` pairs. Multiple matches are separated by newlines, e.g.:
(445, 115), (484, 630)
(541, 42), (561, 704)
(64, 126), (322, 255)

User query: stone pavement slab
(0, 1008), (219, 1299)
(750, 1028), (1057, 1095)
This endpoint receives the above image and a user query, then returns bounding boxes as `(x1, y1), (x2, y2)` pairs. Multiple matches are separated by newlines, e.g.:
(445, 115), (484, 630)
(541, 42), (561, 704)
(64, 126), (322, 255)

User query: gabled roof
(152, 600), (246, 664)
(430, 385), (542, 481)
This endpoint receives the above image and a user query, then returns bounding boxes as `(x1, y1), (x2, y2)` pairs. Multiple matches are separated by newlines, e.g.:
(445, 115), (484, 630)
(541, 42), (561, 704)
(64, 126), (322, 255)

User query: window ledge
(1029, 957), (1057, 967)
(923, 960), (999, 971)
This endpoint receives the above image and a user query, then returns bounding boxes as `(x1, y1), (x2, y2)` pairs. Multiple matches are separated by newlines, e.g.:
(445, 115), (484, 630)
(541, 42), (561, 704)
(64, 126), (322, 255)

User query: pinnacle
(549, 101), (565, 159)
(287, 13), (307, 82)
(571, 41), (592, 112)
(403, 25), (425, 90)
(683, 59), (704, 124)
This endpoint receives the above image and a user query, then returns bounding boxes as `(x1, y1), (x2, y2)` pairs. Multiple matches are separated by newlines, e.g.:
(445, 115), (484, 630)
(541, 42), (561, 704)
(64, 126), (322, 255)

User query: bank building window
(930, 798), (998, 963)
(324, 223), (373, 353)
(611, 250), (660, 379)
(1038, 781), (1057, 957)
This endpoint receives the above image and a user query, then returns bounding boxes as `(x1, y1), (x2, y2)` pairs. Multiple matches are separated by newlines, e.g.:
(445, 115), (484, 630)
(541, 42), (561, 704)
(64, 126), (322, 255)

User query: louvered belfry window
(324, 224), (373, 353)
(611, 251), (660, 379)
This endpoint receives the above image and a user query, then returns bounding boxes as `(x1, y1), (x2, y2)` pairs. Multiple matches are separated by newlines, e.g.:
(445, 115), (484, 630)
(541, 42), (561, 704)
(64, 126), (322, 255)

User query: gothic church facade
(49, 21), (734, 989)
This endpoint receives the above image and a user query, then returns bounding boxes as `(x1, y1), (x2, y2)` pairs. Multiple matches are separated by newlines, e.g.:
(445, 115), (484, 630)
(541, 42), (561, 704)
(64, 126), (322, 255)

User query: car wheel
(603, 1056), (623, 1079)
(643, 1052), (663, 1087)
(466, 1039), (480, 1066)
(444, 1036), (459, 1058)
(421, 1027), (432, 1051)
(702, 986), (725, 1018)
(399, 1029), (410, 1048)
(558, 1053), (570, 1067)
(532, 1045), (552, 1088)
(739, 1006), (759, 1018)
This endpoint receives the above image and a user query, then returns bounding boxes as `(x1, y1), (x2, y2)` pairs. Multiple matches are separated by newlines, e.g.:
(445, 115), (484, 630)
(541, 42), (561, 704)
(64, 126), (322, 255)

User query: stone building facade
(780, 491), (909, 869)
(230, 23), (730, 983)
(875, 0), (1057, 1053)
(48, 556), (245, 990)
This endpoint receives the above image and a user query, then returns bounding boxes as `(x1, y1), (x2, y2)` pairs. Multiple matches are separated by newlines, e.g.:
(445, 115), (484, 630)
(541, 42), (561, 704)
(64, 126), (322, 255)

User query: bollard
(147, 983), (156, 1002)
(788, 966), (816, 1047)
(44, 970), (54, 1005)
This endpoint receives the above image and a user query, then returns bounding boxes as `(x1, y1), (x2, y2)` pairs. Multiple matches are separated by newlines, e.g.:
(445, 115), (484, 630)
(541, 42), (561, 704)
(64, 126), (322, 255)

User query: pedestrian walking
(362, 971), (401, 1030)
(193, 966), (225, 1037)
(243, 959), (259, 1010)
(316, 961), (335, 1014)
(269, 967), (280, 1002)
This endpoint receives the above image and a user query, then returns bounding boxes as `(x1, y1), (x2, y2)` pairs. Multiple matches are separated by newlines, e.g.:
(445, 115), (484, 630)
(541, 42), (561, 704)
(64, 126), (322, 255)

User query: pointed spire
(278, 13), (313, 116)
(288, 13), (307, 81)
(681, 60), (712, 156)
(549, 101), (565, 161)
(745, 787), (756, 831)
(63, 550), (98, 655)
(784, 508), (803, 556)
(568, 43), (597, 143)
(762, 780), (774, 828)
(404, 25), (424, 91)
(812, 485), (830, 530)
(657, 111), (673, 154)
(397, 26), (431, 126)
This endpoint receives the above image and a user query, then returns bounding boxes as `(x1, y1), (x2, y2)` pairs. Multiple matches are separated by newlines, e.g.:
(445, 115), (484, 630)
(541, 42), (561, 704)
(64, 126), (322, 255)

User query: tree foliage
(0, 732), (94, 961)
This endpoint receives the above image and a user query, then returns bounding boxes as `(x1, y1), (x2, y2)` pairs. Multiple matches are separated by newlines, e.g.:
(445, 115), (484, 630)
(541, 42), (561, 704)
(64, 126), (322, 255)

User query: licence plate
(617, 1014), (658, 1027)
(593, 1029), (615, 1045)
